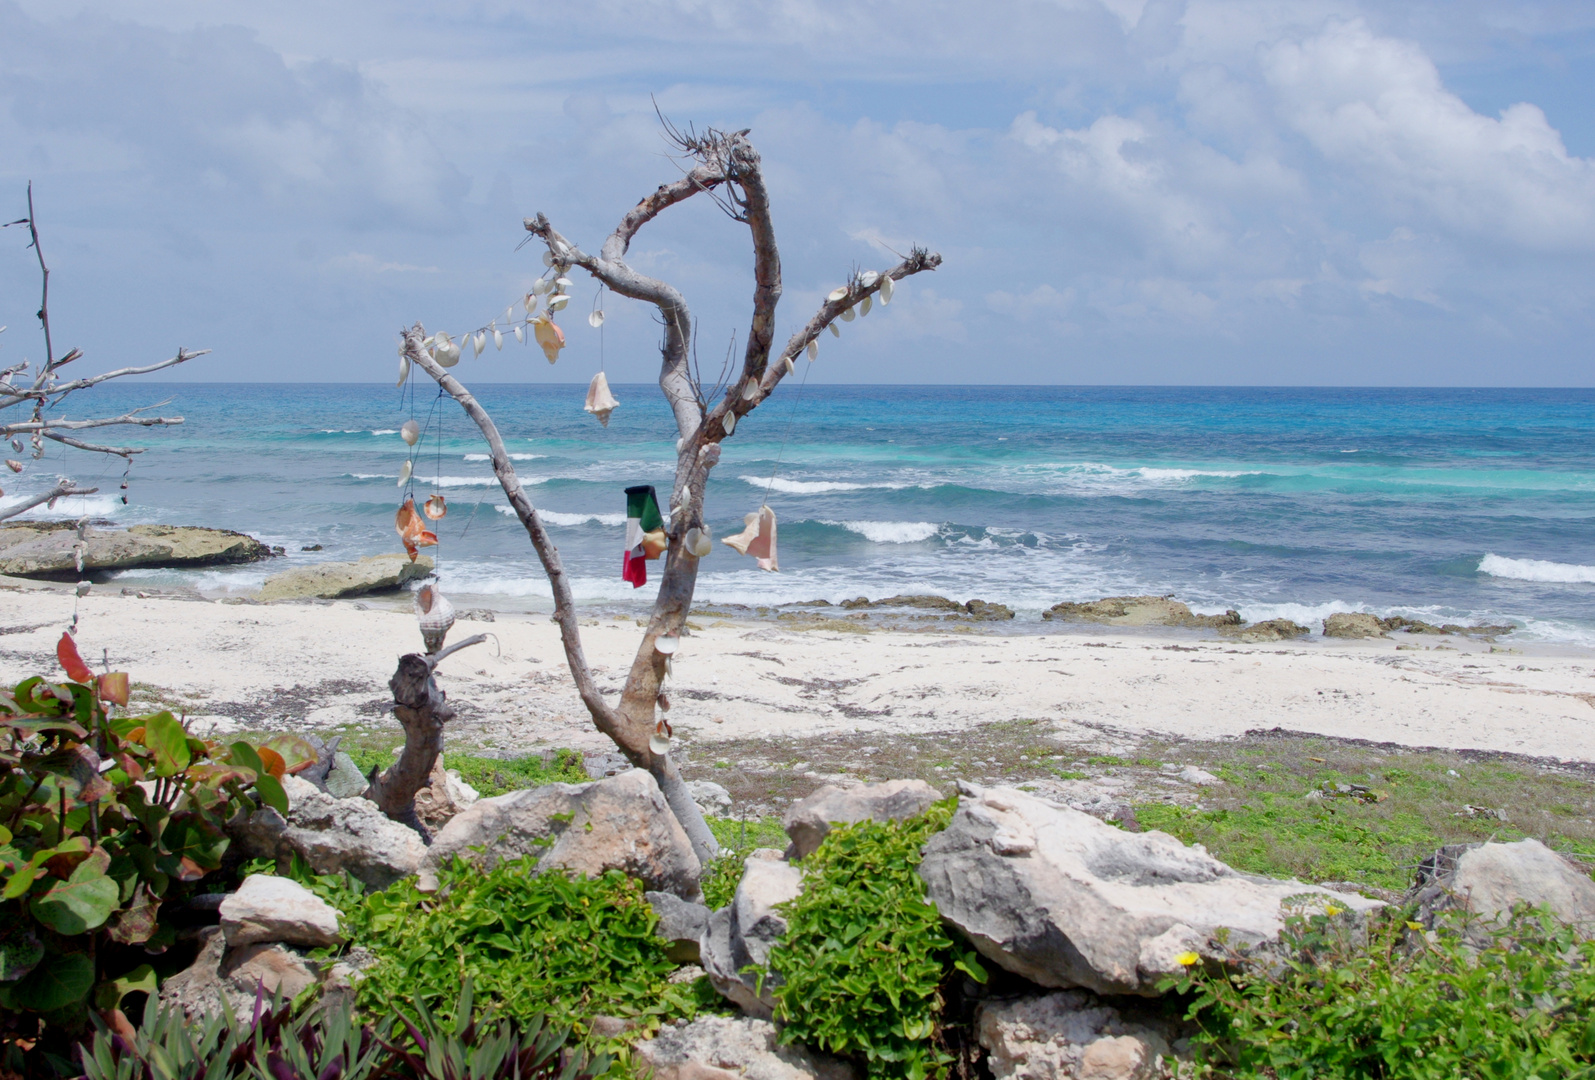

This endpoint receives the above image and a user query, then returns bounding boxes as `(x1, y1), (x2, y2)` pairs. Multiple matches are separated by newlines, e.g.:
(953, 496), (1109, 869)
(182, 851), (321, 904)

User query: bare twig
(0, 481), (97, 524)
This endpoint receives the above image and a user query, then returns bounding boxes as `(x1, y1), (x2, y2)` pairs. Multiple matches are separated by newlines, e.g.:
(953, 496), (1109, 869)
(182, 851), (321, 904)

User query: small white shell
(841, 306), (856, 322)
(542, 251), (555, 267)
(807, 339), (818, 361)
(589, 309), (605, 328)
(397, 355), (410, 387)
(504, 306), (515, 324)
(401, 420), (421, 446)
(493, 329), (504, 350)
(397, 460), (413, 486)
(514, 325), (524, 343)
(785, 356), (795, 375)
(742, 380), (758, 400)
(828, 287), (849, 303)
(548, 295), (570, 311)
(676, 437), (686, 453)
(723, 411), (737, 435)
(533, 277), (552, 296)
(436, 341), (461, 367)
(686, 527), (713, 558)
(860, 295), (872, 317)
(649, 732), (671, 756)
(398, 341), (407, 356)
(829, 322), (841, 338)
(655, 635), (679, 655)
(474, 332), (487, 356)
(859, 270), (879, 287)
(879, 275), (894, 303)
(555, 277), (573, 290)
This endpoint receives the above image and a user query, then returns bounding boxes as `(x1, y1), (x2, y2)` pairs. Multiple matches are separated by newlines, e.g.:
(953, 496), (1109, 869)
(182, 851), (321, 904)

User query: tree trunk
(365, 652), (451, 840)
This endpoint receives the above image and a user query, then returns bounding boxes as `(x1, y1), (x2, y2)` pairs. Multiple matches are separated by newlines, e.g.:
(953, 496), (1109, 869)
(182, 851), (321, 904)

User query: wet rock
(256, 553), (433, 601)
(965, 599), (1016, 620)
(1042, 596), (1240, 629)
(782, 779), (942, 861)
(219, 874), (343, 948)
(978, 990), (1189, 1080)
(842, 594), (963, 611)
(701, 850), (803, 1017)
(648, 891), (711, 963)
(634, 1015), (857, 1080)
(1322, 612), (1387, 639)
(1219, 618), (1310, 642)
(1409, 838), (1595, 937)
(0, 522), (271, 579)
(231, 774), (426, 890)
(918, 784), (1381, 996)
(420, 769), (701, 899)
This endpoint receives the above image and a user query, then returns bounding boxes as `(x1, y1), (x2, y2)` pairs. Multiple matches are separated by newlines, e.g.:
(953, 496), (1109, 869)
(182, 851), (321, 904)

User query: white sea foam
(433, 476), (507, 488)
(497, 507), (625, 527)
(371, 429), (398, 436)
(1478, 554), (1595, 584)
(1134, 467), (1259, 481)
(0, 493), (122, 520)
(741, 475), (918, 494)
(348, 473), (389, 480)
(465, 453), (544, 462)
(823, 520), (940, 543)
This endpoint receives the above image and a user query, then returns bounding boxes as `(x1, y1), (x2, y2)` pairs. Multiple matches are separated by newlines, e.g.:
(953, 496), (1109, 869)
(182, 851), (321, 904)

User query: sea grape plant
(0, 632), (294, 1023)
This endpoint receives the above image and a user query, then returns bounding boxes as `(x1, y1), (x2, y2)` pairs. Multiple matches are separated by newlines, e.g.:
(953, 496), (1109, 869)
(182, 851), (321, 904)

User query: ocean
(6, 383), (1594, 645)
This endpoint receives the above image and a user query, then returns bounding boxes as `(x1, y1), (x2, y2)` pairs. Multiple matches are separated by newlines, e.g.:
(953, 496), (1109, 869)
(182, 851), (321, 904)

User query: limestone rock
(413, 757), (480, 831)
(1322, 612), (1386, 639)
(1041, 596), (1240, 630)
(648, 891), (711, 963)
(231, 775), (426, 890)
(1219, 618), (1310, 643)
(219, 874), (343, 948)
(918, 785), (1381, 996)
(256, 553), (433, 601)
(1409, 838), (1595, 937)
(0, 522), (270, 578)
(978, 991), (1189, 1080)
(842, 594), (964, 611)
(686, 779), (733, 816)
(322, 751), (369, 799)
(635, 1016), (857, 1080)
(783, 779), (942, 861)
(420, 769), (701, 898)
(158, 928), (321, 1020)
(701, 850), (803, 1017)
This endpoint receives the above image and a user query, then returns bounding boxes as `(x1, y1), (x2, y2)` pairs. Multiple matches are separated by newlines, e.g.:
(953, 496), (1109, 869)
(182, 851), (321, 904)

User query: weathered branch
(366, 652), (450, 839)
(0, 481), (96, 524)
(2, 412), (184, 434)
(426, 632), (490, 670)
(38, 431), (146, 457)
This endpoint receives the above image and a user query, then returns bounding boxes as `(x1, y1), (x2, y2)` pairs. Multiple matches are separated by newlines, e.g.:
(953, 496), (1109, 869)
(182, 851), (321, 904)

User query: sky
(1, 1), (1593, 386)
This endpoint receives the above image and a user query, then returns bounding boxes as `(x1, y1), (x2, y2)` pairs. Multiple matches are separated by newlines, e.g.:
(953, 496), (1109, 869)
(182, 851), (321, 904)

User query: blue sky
(1, 1), (1592, 386)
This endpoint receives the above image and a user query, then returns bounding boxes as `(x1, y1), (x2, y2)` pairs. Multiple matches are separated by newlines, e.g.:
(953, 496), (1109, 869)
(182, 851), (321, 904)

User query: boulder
(978, 990), (1189, 1080)
(918, 784), (1381, 996)
(1219, 618), (1310, 643)
(256, 553), (433, 601)
(1409, 838), (1595, 937)
(413, 757), (480, 830)
(0, 522), (271, 578)
(231, 775), (426, 890)
(322, 751), (369, 800)
(782, 779), (942, 861)
(842, 594), (964, 611)
(648, 890), (711, 963)
(965, 599), (1016, 620)
(686, 779), (734, 816)
(219, 874), (343, 947)
(420, 769), (701, 898)
(700, 850), (803, 1017)
(1042, 596), (1240, 630)
(158, 928), (320, 1020)
(1322, 612), (1386, 639)
(635, 1016), (857, 1080)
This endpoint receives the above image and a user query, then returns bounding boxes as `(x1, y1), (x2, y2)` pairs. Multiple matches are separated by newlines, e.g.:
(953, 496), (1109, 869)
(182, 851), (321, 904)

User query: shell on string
(514, 325), (524, 343)
(473, 332), (487, 357)
(879, 275), (895, 304)
(548, 294), (571, 312)
(493, 329), (504, 350)
(828, 286), (849, 303)
(397, 355), (410, 387)
(555, 277), (573, 291)
(584, 371), (620, 427)
(829, 322), (841, 338)
(398, 341), (407, 356)
(675, 437), (686, 454)
(423, 494), (447, 520)
(533, 277), (552, 296)
(401, 420), (421, 446)
(436, 340), (461, 367)
(807, 339), (818, 361)
(685, 526), (713, 558)
(860, 295), (872, 317)
(784, 356), (795, 375)
(504, 305), (515, 324)
(588, 309), (605, 328)
(415, 583), (456, 654)
(397, 460), (413, 487)
(723, 411), (737, 436)
(649, 729), (671, 756)
(533, 317), (565, 363)
(10, 439), (22, 453)
(654, 635), (679, 655)
(741, 380), (759, 401)
(542, 250), (555, 267)
(841, 306), (856, 322)
(859, 270), (880, 287)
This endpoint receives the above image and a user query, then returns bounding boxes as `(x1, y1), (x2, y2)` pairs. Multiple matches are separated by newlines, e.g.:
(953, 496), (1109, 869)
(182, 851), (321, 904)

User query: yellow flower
(1406, 920), (1425, 931)
(1176, 951), (1201, 967)
(1324, 905), (1343, 917)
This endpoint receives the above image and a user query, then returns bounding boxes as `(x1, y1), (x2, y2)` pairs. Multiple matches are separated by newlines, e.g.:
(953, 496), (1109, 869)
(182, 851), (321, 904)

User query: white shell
(555, 277), (573, 290)
(860, 295), (872, 317)
(879, 275), (894, 303)
(723, 411), (737, 435)
(859, 270), (880, 287)
(548, 295), (570, 311)
(436, 341), (461, 367)
(397, 460), (412, 486)
(828, 287), (849, 303)
(397, 355), (410, 387)
(841, 306), (855, 322)
(401, 420), (421, 446)
(504, 306), (515, 323)
(398, 341), (406, 356)
(514, 325), (524, 343)
(542, 251), (555, 267)
(584, 371), (620, 427)
(829, 322), (841, 338)
(649, 732), (671, 756)
(415, 585), (456, 653)
(807, 339), (818, 361)
(676, 437), (685, 453)
(589, 309), (605, 328)
(742, 380), (758, 400)
(785, 356), (795, 375)
(685, 527), (713, 558)
(533, 277), (552, 295)
(474, 332), (486, 356)
(493, 330), (504, 350)
(655, 635), (679, 655)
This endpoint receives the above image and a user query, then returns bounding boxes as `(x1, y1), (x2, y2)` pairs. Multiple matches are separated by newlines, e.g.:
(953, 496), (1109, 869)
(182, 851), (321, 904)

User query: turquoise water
(9, 383), (1594, 644)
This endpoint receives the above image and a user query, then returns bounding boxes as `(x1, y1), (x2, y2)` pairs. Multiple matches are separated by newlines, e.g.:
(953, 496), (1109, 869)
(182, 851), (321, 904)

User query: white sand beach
(2, 581), (1592, 763)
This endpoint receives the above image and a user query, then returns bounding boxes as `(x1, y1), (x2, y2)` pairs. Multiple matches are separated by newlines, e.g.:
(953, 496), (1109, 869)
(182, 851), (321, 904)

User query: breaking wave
(1478, 554), (1595, 584)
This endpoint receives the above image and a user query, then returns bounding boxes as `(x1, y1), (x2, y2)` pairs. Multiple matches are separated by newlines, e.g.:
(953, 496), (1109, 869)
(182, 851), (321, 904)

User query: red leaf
(56, 633), (93, 684)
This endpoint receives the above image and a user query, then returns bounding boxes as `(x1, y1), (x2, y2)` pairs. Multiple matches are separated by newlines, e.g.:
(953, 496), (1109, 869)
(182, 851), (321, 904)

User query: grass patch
(338, 746), (590, 797)
(701, 815), (788, 909)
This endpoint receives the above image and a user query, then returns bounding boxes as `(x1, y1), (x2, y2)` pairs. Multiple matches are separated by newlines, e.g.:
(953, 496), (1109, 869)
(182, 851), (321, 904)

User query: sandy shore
(1, 579), (1592, 764)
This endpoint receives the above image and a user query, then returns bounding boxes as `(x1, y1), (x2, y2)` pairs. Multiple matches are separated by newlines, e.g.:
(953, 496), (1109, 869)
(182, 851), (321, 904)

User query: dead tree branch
(0, 481), (98, 524)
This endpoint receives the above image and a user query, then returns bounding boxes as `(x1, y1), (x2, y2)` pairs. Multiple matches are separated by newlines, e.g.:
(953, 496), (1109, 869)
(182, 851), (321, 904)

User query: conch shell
(584, 371), (619, 427)
(722, 505), (778, 571)
(533, 317), (565, 363)
(423, 494), (447, 520)
(415, 583), (456, 653)
(394, 496), (438, 562)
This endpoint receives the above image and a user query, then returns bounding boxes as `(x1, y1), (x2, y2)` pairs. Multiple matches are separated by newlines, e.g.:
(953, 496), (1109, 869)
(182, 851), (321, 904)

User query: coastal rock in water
(232, 774), (426, 890)
(965, 599), (1016, 620)
(219, 874), (343, 948)
(1219, 618), (1310, 643)
(918, 784), (1382, 996)
(1409, 838), (1595, 937)
(1041, 596), (1240, 630)
(841, 594), (963, 611)
(256, 553), (433, 601)
(701, 850), (803, 1017)
(0, 522), (271, 579)
(634, 1015), (857, 1080)
(1323, 613), (1386, 639)
(782, 779), (942, 861)
(978, 990), (1189, 1080)
(648, 890), (711, 963)
(420, 769), (701, 898)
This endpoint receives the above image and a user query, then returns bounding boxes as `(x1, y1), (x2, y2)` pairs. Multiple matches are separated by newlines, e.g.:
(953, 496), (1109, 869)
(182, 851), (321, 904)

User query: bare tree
(396, 126), (940, 861)
(0, 184), (205, 520)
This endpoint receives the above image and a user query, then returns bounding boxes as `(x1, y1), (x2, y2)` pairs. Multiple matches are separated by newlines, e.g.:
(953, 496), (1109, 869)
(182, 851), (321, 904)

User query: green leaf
(0, 922), (43, 982)
(31, 853), (120, 935)
(227, 741), (264, 774)
(255, 774), (288, 817)
(8, 951), (94, 1012)
(141, 712), (191, 776)
(93, 963), (157, 1012)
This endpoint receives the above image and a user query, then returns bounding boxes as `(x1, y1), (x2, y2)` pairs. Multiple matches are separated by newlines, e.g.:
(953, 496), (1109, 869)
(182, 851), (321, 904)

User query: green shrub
(768, 799), (984, 1080)
(343, 748), (589, 800)
(342, 856), (694, 1042)
(1167, 907), (1595, 1078)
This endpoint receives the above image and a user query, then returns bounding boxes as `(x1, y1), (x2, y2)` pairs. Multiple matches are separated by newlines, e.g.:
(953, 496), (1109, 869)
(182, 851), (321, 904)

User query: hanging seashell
(807, 339), (818, 361)
(504, 305), (515, 324)
(555, 277), (573, 290)
(685, 526), (713, 558)
(879, 274), (894, 303)
(399, 341), (408, 356)
(742, 380), (758, 401)
(397, 460), (412, 486)
(397, 356), (410, 387)
(675, 437), (686, 454)
(548, 294), (571, 312)
(436, 340), (461, 367)
(841, 306), (856, 322)
(9, 439), (21, 453)
(493, 329), (504, 350)
(584, 371), (619, 427)
(829, 322), (841, 338)
(588, 309), (605, 328)
(649, 730), (671, 756)
(474, 332), (487, 357)
(655, 635), (679, 655)
(542, 250), (555, 267)
(5, 460), (22, 473)
(785, 356), (795, 375)
(514, 325), (524, 343)
(533, 277), (552, 296)
(859, 270), (880, 287)
(533, 317), (565, 363)
(415, 583), (456, 653)
(860, 295), (872, 317)
(828, 286), (849, 302)
(657, 692), (671, 713)
(75, 580), (90, 598)
(423, 494), (447, 520)
(401, 420), (421, 446)
(395, 496), (437, 561)
(723, 411), (737, 436)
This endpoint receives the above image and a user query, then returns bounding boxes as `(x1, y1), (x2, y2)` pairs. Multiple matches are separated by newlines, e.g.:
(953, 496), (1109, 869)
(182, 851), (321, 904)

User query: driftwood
(403, 125), (940, 862)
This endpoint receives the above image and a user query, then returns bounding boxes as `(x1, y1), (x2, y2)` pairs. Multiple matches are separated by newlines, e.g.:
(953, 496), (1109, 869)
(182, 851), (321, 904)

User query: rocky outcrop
(648, 891), (711, 963)
(782, 779), (942, 861)
(700, 850), (803, 1017)
(1322, 612), (1386, 638)
(158, 928), (320, 1020)
(978, 991), (1189, 1080)
(413, 757), (480, 831)
(1219, 618), (1310, 643)
(965, 599), (1016, 620)
(256, 554), (433, 601)
(231, 775), (426, 890)
(219, 874), (343, 948)
(918, 784), (1381, 996)
(1409, 838), (1595, 937)
(420, 769), (701, 898)
(0, 522), (271, 578)
(687, 779), (734, 816)
(1042, 596), (1240, 630)
(634, 1016), (857, 1080)
(836, 595), (1014, 619)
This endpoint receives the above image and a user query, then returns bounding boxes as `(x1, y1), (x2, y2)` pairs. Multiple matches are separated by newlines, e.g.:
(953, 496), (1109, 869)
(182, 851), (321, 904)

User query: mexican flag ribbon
(623, 485), (668, 587)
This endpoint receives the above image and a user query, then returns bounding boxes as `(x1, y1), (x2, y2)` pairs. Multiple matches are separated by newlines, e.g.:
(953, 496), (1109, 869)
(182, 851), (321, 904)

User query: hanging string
(762, 347), (814, 509)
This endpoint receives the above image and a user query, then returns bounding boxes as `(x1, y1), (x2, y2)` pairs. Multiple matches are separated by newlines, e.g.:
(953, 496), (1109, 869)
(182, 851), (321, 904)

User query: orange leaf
(57, 632), (93, 683)
(256, 746), (286, 780)
(97, 672), (130, 706)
